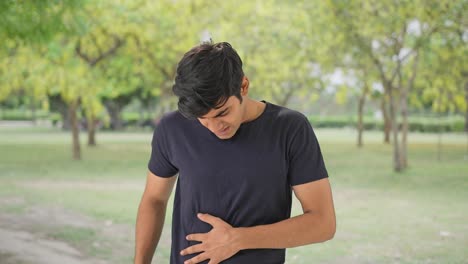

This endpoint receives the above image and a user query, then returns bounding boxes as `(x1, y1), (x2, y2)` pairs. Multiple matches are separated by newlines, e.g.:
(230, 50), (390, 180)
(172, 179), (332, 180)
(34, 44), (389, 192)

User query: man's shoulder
(267, 102), (309, 126)
(158, 110), (188, 128)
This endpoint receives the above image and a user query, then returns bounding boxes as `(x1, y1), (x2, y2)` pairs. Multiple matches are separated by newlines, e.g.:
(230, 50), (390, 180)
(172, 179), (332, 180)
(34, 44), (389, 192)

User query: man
(135, 42), (336, 264)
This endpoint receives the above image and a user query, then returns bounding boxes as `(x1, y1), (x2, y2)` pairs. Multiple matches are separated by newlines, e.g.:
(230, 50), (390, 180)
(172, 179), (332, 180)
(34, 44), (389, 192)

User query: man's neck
(243, 99), (266, 123)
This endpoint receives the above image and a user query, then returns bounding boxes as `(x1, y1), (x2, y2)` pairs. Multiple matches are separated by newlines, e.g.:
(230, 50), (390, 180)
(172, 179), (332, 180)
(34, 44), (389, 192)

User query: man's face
(197, 96), (246, 140)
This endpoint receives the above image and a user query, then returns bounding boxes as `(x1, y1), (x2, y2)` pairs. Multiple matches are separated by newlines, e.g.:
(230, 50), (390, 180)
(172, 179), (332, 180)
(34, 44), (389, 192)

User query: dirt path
(0, 227), (97, 264)
(0, 197), (134, 264)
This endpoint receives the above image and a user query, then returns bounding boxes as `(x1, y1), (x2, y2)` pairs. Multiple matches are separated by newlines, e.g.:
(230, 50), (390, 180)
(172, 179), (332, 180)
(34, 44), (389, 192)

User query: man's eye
(219, 112), (228, 117)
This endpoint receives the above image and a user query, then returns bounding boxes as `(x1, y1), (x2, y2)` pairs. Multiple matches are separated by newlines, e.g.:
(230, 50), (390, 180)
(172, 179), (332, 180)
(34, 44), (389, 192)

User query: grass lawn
(0, 126), (467, 263)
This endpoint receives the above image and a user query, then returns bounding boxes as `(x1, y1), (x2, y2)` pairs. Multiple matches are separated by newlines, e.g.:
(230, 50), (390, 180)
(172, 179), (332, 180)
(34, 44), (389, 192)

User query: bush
(308, 115), (465, 133)
(0, 109), (50, 121)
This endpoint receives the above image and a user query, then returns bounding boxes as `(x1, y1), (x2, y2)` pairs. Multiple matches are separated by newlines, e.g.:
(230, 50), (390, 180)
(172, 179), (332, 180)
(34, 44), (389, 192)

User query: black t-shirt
(148, 101), (328, 264)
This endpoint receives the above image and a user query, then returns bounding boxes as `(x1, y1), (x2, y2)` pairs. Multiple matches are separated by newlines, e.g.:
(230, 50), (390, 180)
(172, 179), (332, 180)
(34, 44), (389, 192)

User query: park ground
(0, 126), (467, 263)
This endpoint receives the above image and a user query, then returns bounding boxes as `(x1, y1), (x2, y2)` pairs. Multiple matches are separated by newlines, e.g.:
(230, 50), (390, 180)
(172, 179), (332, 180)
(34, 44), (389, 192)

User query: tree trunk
(104, 101), (124, 130)
(62, 113), (71, 130)
(463, 75), (468, 160)
(388, 87), (402, 172)
(400, 52), (420, 169)
(381, 96), (391, 144)
(357, 86), (367, 148)
(69, 100), (81, 160)
(272, 84), (295, 107)
(49, 94), (71, 130)
(31, 95), (37, 125)
(465, 79), (468, 132)
(280, 88), (295, 107)
(138, 106), (145, 127)
(437, 117), (442, 161)
(87, 114), (96, 146)
(400, 87), (408, 169)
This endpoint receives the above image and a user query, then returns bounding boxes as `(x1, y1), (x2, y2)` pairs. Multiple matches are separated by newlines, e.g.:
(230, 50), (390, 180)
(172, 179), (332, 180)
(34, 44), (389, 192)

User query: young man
(135, 42), (336, 264)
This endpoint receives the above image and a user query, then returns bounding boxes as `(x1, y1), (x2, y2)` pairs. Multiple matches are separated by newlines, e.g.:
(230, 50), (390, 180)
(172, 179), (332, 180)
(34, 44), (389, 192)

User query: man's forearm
(134, 198), (167, 264)
(235, 212), (335, 250)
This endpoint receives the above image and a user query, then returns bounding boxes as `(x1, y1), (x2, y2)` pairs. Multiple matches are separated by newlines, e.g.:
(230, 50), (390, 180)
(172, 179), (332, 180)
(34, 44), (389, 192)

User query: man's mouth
(217, 126), (230, 135)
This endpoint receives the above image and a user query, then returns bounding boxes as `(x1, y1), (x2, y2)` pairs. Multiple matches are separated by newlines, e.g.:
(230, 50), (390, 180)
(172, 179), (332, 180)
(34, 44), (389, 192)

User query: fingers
(186, 233), (207, 242)
(197, 213), (222, 226)
(184, 252), (209, 264)
(180, 243), (204, 256)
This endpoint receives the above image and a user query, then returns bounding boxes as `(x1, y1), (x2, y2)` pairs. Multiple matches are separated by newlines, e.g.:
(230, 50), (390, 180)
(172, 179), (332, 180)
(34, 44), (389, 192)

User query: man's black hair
(172, 42), (244, 119)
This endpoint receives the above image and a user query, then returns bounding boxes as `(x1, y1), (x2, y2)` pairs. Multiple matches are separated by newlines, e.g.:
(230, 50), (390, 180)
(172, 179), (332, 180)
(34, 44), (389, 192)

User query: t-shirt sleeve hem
(148, 165), (178, 178)
(290, 171), (329, 186)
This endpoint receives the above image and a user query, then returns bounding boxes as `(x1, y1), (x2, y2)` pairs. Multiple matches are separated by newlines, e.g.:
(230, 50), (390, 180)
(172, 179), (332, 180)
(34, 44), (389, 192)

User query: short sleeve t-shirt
(148, 101), (328, 264)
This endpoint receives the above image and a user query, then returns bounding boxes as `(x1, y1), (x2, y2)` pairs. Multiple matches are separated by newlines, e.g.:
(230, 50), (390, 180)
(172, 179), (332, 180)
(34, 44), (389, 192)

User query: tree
(74, 25), (125, 136)
(0, 0), (88, 159)
(0, 0), (84, 44)
(201, 1), (325, 107)
(321, 0), (460, 171)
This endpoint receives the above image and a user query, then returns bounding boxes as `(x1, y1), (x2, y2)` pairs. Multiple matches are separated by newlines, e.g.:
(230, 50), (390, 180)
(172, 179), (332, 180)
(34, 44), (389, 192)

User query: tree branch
(124, 32), (173, 80)
(75, 33), (124, 67)
(407, 50), (420, 91)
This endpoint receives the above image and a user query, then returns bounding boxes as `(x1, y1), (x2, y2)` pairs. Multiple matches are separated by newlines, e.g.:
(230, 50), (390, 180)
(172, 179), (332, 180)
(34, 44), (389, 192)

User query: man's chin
(216, 134), (234, 140)
(215, 130), (236, 140)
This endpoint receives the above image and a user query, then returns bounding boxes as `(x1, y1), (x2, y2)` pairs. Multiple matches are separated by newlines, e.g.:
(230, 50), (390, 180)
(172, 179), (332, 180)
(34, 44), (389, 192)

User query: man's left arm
(181, 178), (336, 264)
(237, 177), (336, 248)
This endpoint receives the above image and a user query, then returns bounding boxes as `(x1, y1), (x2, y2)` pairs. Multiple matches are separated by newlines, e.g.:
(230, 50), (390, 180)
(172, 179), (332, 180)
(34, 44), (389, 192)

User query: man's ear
(241, 76), (249, 96)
